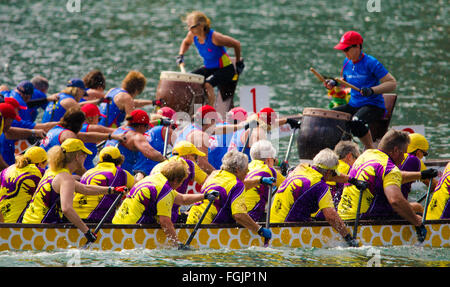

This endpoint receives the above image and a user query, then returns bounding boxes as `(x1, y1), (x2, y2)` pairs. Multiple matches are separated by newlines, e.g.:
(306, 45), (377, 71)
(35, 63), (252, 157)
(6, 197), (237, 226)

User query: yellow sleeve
(383, 167), (402, 189)
(420, 160), (427, 171)
(231, 186), (248, 215)
(125, 170), (135, 189)
(156, 189), (178, 218)
(193, 162), (207, 184)
(318, 189), (335, 210)
(275, 170), (285, 188)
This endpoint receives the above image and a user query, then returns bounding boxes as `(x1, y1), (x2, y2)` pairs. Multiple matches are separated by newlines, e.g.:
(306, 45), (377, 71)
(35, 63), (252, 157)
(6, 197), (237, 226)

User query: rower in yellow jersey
(426, 162), (450, 220)
(73, 146), (135, 223)
(0, 147), (47, 223)
(112, 159), (212, 246)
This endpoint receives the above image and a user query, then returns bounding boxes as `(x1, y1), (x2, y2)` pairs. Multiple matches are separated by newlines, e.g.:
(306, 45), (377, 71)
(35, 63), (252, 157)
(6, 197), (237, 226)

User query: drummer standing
(325, 31), (397, 150)
(176, 11), (244, 107)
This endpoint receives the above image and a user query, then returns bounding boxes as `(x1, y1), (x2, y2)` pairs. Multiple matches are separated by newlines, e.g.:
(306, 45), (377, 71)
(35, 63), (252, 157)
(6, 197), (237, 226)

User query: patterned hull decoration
(0, 220), (449, 251)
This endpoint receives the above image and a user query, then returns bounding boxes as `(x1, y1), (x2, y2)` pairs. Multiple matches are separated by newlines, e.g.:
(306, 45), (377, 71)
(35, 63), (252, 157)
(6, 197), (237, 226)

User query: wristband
(108, 133), (112, 140)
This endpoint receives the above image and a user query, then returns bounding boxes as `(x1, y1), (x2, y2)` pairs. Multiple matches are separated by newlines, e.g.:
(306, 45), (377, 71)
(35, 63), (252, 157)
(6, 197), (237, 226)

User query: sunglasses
(189, 23), (200, 30)
(343, 44), (357, 52)
(421, 150), (429, 157)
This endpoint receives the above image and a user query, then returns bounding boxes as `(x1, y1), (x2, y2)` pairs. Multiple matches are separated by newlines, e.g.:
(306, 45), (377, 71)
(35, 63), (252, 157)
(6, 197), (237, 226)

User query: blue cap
(16, 81), (35, 95)
(67, 78), (86, 90)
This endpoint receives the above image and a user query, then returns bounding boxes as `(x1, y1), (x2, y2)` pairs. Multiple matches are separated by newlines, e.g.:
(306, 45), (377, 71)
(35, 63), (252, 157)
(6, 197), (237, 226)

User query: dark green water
(0, 0), (448, 267)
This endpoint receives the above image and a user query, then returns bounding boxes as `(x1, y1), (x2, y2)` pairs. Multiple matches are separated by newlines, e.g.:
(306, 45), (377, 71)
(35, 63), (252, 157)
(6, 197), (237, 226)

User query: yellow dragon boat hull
(1, 220), (449, 251)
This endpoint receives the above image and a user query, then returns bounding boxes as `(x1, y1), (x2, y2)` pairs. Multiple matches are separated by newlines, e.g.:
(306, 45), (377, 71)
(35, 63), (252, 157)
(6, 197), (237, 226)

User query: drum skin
(156, 71), (205, 115)
(297, 108), (351, 159)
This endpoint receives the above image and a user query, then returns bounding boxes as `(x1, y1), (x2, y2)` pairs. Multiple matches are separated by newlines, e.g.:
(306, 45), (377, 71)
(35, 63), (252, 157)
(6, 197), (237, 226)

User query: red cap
(4, 97), (27, 110)
(158, 106), (176, 119)
(334, 31), (363, 50)
(0, 103), (21, 121)
(197, 105), (221, 121)
(128, 109), (150, 125)
(258, 107), (277, 125)
(227, 107), (248, 122)
(81, 103), (106, 118)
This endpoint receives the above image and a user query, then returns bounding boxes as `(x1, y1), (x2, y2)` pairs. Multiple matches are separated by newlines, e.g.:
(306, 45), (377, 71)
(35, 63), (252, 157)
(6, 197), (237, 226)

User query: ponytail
(15, 155), (31, 169)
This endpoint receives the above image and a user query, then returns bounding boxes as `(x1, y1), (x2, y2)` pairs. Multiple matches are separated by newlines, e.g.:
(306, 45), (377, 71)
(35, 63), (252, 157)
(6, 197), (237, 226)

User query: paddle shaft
(182, 198), (214, 249)
(179, 63), (186, 73)
(421, 179), (434, 224)
(334, 78), (361, 92)
(162, 125), (170, 158)
(310, 67), (326, 83)
(241, 127), (254, 153)
(352, 186), (364, 239)
(284, 127), (297, 163)
(264, 185), (274, 246)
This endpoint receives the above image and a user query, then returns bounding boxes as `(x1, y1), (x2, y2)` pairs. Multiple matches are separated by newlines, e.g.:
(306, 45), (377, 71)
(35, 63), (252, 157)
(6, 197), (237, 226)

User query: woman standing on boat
(176, 11), (244, 107)
(112, 159), (213, 247)
(0, 147), (47, 223)
(22, 139), (128, 244)
(325, 31), (397, 150)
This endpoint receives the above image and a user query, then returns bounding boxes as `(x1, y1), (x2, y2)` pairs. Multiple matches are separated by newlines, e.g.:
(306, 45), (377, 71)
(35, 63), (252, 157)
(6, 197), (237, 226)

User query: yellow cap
(61, 138), (92, 155)
(172, 141), (206, 157)
(24, 146), (47, 164)
(99, 146), (122, 162)
(407, 133), (429, 153)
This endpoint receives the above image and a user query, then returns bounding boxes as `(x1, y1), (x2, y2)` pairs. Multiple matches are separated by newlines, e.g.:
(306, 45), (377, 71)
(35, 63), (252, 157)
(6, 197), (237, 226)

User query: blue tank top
(42, 93), (75, 123)
(174, 123), (201, 145)
(80, 123), (97, 170)
(99, 88), (127, 128)
(104, 126), (137, 174)
(228, 129), (251, 161)
(40, 125), (70, 152)
(194, 29), (232, 69)
(133, 125), (165, 176)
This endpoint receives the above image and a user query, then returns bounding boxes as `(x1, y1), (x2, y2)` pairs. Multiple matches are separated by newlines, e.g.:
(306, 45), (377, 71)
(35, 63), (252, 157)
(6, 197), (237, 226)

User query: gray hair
(250, 139), (277, 160)
(221, 149), (248, 174)
(334, 141), (360, 160)
(312, 148), (339, 171)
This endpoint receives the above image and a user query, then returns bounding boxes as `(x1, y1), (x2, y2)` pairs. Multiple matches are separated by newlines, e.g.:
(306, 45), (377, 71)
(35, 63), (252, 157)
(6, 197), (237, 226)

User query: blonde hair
(122, 70), (146, 96)
(15, 155), (31, 169)
(47, 145), (81, 171)
(60, 87), (83, 100)
(184, 11), (211, 32)
(160, 159), (188, 184)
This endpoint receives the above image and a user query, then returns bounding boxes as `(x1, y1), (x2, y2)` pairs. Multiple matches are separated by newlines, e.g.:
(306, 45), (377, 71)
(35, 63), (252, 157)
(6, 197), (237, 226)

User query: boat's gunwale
(1, 219), (449, 229)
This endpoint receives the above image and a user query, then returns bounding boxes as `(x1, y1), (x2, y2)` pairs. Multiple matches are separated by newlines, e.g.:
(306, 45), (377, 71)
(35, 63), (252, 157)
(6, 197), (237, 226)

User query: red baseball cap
(258, 107), (277, 125)
(4, 97), (27, 110)
(158, 106), (176, 119)
(197, 105), (221, 121)
(227, 107), (248, 122)
(81, 103), (106, 118)
(128, 109), (150, 125)
(334, 31), (363, 50)
(0, 103), (21, 121)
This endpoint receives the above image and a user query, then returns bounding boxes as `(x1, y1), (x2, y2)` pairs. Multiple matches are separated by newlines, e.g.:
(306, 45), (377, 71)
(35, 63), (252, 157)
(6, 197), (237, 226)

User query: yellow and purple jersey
(0, 164), (43, 223)
(186, 170), (247, 224)
(112, 172), (179, 224)
(22, 168), (70, 224)
(244, 160), (284, 222)
(326, 159), (351, 208)
(73, 162), (134, 222)
(426, 163), (450, 220)
(337, 149), (402, 220)
(270, 164), (334, 223)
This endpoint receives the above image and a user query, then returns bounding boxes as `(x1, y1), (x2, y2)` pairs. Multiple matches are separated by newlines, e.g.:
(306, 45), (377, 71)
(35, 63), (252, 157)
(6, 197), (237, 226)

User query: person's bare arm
(212, 32), (241, 62)
(372, 72), (397, 94)
(174, 192), (205, 206)
(134, 133), (166, 162)
(233, 213), (260, 234)
(322, 207), (351, 238)
(384, 185), (422, 226)
(159, 215), (179, 245)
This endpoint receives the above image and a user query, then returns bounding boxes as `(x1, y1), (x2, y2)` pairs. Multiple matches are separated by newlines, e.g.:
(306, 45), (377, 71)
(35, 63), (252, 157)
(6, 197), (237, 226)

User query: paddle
(179, 63), (186, 74)
(309, 67), (361, 92)
(264, 185), (276, 247)
(352, 184), (365, 240)
(421, 179), (434, 224)
(310, 67), (327, 84)
(281, 123), (299, 176)
(241, 120), (258, 153)
(162, 119), (173, 159)
(179, 197), (215, 250)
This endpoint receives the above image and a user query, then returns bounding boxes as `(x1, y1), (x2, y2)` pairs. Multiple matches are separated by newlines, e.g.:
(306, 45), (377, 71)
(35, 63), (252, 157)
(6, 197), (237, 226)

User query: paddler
(425, 161), (450, 220)
(337, 129), (438, 242)
(176, 11), (244, 107)
(244, 140), (285, 222)
(325, 31), (397, 150)
(270, 148), (360, 247)
(22, 139), (128, 245)
(151, 140), (208, 223)
(186, 149), (272, 242)
(0, 147), (47, 223)
(98, 70), (161, 128)
(73, 146), (135, 223)
(112, 159), (215, 247)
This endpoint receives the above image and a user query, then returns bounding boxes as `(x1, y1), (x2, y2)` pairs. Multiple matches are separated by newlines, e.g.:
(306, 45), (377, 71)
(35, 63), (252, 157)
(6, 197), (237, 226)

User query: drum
(297, 108), (351, 159)
(156, 71), (205, 115)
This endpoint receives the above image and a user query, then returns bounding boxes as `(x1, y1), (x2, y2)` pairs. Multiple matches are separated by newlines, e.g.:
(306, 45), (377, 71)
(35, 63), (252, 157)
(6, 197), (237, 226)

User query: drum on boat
(156, 71), (205, 115)
(297, 108), (351, 159)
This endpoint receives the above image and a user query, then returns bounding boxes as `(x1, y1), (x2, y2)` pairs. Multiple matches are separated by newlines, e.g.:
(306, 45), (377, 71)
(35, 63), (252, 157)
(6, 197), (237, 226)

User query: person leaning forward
(337, 129), (438, 242)
(325, 31), (397, 150)
(186, 149), (272, 242)
(270, 148), (359, 247)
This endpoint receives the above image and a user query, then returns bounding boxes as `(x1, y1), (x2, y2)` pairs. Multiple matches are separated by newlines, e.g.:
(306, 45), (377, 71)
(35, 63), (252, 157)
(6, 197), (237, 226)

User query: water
(0, 0), (449, 267)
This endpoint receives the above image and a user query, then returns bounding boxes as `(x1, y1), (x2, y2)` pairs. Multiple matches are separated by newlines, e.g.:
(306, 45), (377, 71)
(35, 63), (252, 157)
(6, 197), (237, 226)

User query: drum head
(159, 71), (204, 84)
(302, 108), (351, 121)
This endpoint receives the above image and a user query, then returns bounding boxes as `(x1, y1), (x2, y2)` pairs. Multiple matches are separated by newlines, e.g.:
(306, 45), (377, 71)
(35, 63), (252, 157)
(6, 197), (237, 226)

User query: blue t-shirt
(342, 53), (389, 110)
